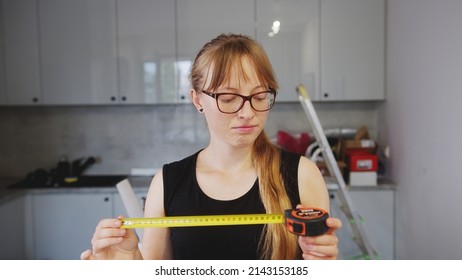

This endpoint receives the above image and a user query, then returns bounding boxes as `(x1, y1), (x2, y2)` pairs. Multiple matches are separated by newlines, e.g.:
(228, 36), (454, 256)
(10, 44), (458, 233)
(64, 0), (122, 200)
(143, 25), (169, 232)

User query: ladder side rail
(296, 86), (377, 259)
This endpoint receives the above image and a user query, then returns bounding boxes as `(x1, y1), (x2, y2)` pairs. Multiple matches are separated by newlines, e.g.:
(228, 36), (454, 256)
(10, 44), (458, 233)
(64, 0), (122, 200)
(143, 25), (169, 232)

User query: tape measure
(121, 208), (329, 236)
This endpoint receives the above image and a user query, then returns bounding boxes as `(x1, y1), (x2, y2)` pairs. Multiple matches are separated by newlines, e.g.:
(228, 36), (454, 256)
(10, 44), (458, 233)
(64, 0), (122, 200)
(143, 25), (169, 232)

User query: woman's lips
(233, 125), (257, 133)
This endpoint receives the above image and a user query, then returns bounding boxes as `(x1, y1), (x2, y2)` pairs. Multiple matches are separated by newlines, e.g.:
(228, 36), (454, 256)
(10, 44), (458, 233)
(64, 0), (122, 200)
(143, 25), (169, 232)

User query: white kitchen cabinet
(29, 192), (112, 259)
(0, 195), (26, 259)
(256, 0), (319, 102)
(329, 189), (394, 259)
(2, 0), (41, 105)
(38, 0), (118, 104)
(1, 1), (385, 105)
(116, 0), (177, 104)
(176, 0), (255, 101)
(319, 0), (385, 101)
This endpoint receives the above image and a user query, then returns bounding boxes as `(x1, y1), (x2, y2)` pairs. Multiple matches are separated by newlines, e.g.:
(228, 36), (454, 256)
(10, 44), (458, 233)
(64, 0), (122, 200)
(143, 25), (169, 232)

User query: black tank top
(162, 148), (301, 260)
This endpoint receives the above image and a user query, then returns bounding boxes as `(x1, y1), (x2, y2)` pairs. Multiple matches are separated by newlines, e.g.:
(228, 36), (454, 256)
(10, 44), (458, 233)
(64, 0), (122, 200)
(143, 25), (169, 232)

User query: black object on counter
(6, 155), (120, 189)
(56, 156), (71, 185)
(7, 174), (127, 189)
(24, 168), (51, 188)
(76, 157), (97, 176)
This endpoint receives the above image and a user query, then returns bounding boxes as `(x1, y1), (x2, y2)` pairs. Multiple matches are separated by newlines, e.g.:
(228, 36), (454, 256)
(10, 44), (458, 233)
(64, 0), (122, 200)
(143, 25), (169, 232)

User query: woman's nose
(237, 99), (255, 118)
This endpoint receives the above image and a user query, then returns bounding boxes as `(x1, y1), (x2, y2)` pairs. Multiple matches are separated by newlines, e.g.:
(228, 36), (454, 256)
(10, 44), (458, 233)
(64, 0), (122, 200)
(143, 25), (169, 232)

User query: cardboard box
(345, 139), (376, 150)
(349, 171), (377, 186)
(344, 126), (377, 154)
(316, 161), (347, 177)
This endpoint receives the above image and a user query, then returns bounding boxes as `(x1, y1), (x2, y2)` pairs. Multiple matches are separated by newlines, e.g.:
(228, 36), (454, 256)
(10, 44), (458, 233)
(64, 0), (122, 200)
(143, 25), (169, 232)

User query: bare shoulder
(144, 169), (165, 217)
(141, 168), (172, 259)
(297, 156), (329, 211)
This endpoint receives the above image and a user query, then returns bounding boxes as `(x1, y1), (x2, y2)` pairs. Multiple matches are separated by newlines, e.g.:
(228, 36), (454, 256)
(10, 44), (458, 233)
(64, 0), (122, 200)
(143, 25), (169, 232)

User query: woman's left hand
(298, 217), (342, 260)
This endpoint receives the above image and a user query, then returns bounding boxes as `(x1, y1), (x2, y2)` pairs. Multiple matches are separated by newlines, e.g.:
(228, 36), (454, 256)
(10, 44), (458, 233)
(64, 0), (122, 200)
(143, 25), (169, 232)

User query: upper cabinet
(256, 0), (319, 102)
(2, 0), (41, 105)
(176, 0), (255, 101)
(38, 0), (118, 104)
(319, 0), (385, 101)
(0, 0), (385, 105)
(116, 0), (177, 104)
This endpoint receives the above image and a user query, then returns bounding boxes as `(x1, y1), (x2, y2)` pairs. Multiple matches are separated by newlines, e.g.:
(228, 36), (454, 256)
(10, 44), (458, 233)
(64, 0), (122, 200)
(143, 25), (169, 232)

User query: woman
(81, 33), (341, 260)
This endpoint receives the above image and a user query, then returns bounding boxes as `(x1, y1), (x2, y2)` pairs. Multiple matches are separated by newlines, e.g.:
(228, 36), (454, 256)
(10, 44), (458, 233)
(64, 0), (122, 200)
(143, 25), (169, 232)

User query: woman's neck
(200, 144), (254, 172)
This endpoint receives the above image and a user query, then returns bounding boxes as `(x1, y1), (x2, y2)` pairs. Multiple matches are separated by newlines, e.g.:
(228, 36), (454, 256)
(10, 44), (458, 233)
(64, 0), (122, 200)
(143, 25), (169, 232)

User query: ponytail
(253, 132), (300, 259)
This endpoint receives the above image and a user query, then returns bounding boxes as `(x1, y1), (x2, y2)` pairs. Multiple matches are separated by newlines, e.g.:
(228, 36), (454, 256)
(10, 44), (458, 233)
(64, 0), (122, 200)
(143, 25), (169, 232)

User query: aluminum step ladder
(296, 84), (377, 259)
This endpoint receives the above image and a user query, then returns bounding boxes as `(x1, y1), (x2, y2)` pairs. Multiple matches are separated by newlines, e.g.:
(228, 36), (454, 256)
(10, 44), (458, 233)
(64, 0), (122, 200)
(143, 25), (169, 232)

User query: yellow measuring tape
(121, 213), (283, 228)
(121, 208), (329, 236)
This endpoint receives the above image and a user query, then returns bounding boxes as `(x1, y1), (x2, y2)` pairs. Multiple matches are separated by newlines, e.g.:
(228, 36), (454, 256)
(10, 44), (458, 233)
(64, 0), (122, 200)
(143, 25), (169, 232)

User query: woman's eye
(253, 92), (268, 101)
(219, 94), (238, 103)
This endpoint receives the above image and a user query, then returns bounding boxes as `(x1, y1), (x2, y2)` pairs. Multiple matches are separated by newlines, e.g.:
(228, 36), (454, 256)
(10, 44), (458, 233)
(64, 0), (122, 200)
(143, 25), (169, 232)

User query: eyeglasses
(201, 88), (276, 114)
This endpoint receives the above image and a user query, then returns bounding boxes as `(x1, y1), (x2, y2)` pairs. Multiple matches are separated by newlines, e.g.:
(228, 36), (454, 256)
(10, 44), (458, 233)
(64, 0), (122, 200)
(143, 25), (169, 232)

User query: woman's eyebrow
(218, 85), (267, 92)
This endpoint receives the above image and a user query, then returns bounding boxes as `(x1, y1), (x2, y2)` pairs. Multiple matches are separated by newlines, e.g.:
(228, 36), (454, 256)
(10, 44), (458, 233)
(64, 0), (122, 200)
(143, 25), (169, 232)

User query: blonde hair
(189, 33), (300, 259)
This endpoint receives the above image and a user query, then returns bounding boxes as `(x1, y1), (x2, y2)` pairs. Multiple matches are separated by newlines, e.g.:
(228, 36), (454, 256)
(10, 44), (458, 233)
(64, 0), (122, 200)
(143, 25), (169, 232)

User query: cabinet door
(176, 0), (255, 101)
(256, 0), (319, 102)
(320, 0), (385, 101)
(2, 0), (41, 105)
(31, 193), (112, 260)
(0, 196), (26, 259)
(39, 0), (118, 104)
(117, 0), (177, 104)
(329, 189), (394, 259)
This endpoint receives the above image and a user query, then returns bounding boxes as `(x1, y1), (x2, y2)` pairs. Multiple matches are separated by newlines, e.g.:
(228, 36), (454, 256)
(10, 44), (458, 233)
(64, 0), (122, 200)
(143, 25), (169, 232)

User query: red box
(348, 154), (378, 172)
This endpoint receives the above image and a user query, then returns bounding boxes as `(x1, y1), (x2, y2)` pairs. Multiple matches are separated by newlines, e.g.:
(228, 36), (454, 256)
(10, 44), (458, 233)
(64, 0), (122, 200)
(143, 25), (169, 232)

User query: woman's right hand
(80, 216), (140, 260)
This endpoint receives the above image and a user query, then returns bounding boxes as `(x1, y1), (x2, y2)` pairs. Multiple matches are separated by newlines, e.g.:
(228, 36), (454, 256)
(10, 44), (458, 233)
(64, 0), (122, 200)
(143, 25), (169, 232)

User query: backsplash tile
(0, 102), (378, 177)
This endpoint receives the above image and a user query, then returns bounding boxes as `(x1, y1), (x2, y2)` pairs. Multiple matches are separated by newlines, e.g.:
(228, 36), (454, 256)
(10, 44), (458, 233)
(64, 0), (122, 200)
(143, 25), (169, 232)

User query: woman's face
(192, 58), (270, 149)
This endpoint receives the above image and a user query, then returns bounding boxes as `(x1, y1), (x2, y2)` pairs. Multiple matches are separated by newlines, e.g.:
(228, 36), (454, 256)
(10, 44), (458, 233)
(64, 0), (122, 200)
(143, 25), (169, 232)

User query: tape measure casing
(284, 208), (329, 236)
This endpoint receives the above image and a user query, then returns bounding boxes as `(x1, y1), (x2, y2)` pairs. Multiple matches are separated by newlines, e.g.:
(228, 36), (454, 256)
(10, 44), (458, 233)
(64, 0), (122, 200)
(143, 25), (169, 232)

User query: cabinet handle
(32, 97), (39, 103)
(323, 93), (329, 98)
(104, 197), (110, 202)
(121, 96), (127, 101)
(111, 96), (117, 102)
(140, 196), (146, 210)
(330, 193), (335, 199)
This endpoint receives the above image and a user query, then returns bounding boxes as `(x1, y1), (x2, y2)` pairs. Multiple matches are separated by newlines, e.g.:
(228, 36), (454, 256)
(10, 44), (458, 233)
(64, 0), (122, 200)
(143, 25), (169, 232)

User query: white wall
(381, 0), (462, 259)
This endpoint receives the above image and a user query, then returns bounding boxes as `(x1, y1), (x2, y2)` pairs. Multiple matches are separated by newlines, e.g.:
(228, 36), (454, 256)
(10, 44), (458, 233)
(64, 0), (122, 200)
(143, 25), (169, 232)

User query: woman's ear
(190, 89), (203, 112)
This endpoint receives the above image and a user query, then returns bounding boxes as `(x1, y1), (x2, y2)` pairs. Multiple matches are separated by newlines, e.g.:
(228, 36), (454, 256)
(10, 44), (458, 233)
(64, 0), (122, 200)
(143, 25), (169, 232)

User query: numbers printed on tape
(121, 213), (284, 228)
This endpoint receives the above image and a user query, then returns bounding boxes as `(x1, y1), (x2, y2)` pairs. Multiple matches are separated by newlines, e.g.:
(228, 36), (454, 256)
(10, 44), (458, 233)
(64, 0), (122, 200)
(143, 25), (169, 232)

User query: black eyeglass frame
(201, 88), (277, 114)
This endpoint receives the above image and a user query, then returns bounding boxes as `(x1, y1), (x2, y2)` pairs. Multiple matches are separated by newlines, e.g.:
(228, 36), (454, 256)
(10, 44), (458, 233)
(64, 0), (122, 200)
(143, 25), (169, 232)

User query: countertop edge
(1, 176), (396, 205)
(0, 176), (152, 204)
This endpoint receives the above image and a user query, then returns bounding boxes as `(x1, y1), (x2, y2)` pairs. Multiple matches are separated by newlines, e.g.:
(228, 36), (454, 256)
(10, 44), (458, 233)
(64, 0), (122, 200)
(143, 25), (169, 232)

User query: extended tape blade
(121, 213), (284, 229)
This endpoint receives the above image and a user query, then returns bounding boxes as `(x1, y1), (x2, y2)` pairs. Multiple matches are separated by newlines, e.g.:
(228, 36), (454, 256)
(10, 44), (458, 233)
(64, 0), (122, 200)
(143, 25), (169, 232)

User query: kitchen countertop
(0, 176), (153, 205)
(1, 175), (395, 206)
(324, 176), (396, 191)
